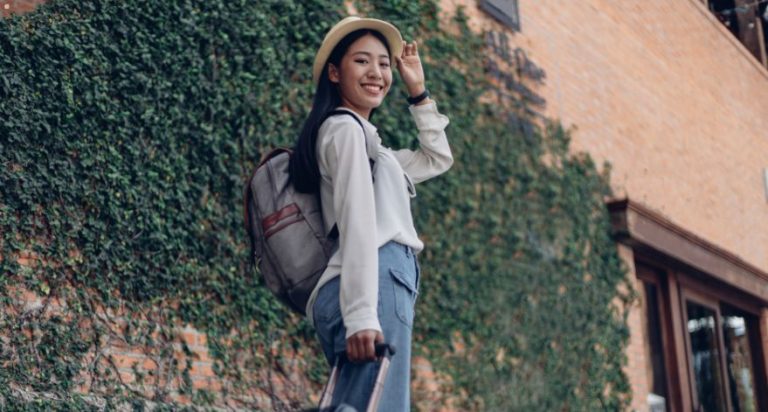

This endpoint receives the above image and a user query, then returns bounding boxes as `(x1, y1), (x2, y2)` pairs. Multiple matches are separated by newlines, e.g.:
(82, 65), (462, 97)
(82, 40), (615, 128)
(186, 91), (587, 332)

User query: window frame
(636, 255), (766, 412)
(479, 0), (521, 32)
(610, 199), (768, 411)
(680, 286), (732, 411)
(636, 263), (679, 409)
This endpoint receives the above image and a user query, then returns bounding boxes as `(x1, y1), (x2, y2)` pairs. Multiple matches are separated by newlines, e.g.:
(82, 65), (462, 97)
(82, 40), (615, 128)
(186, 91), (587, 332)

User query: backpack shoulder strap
(325, 109), (365, 133)
(323, 110), (375, 161)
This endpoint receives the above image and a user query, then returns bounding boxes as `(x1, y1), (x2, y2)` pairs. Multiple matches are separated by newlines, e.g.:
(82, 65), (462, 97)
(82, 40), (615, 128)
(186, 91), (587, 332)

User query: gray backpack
(243, 111), (369, 315)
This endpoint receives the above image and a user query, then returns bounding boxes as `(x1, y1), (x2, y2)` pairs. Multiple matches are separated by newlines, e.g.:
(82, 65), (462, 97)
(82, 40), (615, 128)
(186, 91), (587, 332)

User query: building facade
(4, 0), (767, 409)
(443, 0), (768, 410)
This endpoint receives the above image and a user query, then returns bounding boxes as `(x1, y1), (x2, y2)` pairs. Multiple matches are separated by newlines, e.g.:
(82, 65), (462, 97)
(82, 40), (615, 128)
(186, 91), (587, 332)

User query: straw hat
(312, 16), (404, 86)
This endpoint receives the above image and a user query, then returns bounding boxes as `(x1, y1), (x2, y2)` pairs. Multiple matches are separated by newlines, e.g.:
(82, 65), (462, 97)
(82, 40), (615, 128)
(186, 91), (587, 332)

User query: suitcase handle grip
(336, 343), (396, 365)
(375, 343), (396, 358)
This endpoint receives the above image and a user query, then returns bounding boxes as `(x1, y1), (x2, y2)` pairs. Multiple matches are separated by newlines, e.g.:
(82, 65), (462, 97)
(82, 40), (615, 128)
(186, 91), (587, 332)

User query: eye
(380, 62), (390, 68)
(355, 59), (368, 64)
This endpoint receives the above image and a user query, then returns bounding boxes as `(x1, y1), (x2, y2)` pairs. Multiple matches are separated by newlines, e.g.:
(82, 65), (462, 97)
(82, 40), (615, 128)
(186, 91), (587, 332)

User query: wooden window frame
(696, 0), (768, 69)
(635, 252), (767, 412)
(636, 263), (683, 411)
(610, 198), (768, 411)
(479, 0), (521, 32)
(680, 287), (732, 411)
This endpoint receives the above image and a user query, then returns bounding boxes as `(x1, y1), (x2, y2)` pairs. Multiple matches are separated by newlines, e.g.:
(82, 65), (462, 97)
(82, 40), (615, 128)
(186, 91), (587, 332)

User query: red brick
(141, 358), (158, 371)
(110, 353), (144, 370)
(118, 371), (135, 384)
(196, 332), (207, 347)
(181, 330), (198, 347)
(189, 361), (215, 378)
(192, 377), (223, 391)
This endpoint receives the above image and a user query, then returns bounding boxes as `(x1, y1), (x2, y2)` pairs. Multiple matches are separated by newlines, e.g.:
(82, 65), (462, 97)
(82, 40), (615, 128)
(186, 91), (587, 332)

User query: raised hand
(395, 41), (426, 97)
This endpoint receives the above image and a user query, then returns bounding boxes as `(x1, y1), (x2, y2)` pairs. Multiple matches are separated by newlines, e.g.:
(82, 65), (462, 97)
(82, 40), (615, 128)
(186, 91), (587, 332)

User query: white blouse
(305, 101), (453, 338)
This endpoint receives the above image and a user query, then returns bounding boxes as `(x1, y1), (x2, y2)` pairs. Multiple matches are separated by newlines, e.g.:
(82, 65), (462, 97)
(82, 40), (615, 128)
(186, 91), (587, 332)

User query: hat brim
(312, 17), (404, 86)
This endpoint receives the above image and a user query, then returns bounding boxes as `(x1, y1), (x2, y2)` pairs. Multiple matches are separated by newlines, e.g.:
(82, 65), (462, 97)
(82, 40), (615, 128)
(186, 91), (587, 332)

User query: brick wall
(440, 0), (768, 409)
(8, 259), (455, 409)
(0, 0), (46, 17)
(442, 0), (768, 271)
(9, 0), (768, 409)
(617, 245), (649, 412)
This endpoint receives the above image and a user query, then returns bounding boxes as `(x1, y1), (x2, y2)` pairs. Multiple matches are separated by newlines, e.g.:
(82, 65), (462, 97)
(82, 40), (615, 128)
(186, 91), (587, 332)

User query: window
(479, 0), (521, 31)
(720, 305), (758, 412)
(638, 261), (765, 412)
(638, 266), (671, 410)
(609, 199), (768, 411)
(684, 298), (729, 411)
(705, 0), (768, 68)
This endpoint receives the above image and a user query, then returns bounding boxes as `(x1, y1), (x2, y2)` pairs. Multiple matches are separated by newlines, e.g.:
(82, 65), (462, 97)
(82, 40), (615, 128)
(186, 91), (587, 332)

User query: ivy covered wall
(0, 0), (633, 409)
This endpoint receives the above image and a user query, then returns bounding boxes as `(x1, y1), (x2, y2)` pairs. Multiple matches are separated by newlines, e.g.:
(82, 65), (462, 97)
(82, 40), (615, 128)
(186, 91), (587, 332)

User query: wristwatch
(407, 89), (430, 105)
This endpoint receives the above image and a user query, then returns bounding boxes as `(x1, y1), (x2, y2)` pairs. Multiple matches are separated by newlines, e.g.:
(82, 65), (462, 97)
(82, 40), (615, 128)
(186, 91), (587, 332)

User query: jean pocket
(414, 256), (421, 291)
(389, 268), (418, 327)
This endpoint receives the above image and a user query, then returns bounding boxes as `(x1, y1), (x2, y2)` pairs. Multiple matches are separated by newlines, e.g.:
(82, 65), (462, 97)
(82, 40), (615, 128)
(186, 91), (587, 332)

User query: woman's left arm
(391, 102), (453, 183)
(393, 41), (453, 182)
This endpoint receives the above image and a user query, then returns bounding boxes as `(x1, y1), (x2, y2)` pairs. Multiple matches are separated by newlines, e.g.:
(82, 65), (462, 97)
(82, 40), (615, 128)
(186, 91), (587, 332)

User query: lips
(361, 83), (384, 94)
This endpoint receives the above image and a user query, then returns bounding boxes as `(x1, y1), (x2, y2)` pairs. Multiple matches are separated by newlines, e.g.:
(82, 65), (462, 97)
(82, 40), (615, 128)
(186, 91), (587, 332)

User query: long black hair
(290, 29), (391, 193)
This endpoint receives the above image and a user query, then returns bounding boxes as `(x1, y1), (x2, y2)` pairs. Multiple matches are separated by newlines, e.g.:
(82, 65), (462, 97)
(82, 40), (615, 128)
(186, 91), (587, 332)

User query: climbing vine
(0, 0), (633, 409)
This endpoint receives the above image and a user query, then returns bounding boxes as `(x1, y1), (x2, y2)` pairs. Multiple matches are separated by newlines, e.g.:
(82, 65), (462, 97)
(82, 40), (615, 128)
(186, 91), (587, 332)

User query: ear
(328, 63), (340, 84)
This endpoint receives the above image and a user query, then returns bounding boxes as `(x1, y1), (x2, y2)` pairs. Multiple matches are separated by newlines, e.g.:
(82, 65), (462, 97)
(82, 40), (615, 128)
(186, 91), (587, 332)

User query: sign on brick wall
(485, 30), (545, 114)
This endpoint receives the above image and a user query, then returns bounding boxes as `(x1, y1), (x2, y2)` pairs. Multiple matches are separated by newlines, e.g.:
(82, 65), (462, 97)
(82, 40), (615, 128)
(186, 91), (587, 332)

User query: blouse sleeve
(318, 119), (382, 338)
(391, 101), (454, 183)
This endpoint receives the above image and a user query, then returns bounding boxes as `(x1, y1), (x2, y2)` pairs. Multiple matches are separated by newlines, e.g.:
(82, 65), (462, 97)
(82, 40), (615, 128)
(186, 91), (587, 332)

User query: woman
(290, 16), (453, 410)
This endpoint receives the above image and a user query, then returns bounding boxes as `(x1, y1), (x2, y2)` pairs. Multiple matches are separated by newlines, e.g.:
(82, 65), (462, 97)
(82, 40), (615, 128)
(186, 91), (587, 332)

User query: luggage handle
(317, 343), (397, 411)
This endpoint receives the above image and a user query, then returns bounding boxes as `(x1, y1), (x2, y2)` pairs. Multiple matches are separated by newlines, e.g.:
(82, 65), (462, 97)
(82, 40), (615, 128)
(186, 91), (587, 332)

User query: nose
(367, 65), (382, 80)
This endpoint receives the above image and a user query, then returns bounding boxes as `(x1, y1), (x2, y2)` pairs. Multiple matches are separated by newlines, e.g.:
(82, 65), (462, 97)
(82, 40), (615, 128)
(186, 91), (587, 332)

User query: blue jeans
(313, 241), (420, 411)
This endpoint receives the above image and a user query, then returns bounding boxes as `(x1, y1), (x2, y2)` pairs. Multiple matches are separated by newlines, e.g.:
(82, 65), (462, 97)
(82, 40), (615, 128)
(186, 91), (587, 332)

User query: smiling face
(328, 33), (392, 120)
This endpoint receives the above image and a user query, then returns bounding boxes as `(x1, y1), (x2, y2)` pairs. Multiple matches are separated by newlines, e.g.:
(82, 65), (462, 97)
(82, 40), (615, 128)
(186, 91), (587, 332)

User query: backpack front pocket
(261, 203), (329, 312)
